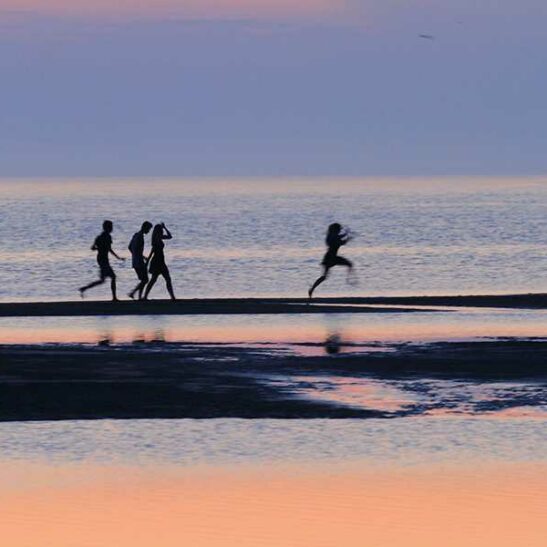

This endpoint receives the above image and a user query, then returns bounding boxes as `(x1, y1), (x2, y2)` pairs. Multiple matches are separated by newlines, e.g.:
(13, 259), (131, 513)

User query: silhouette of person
(143, 223), (176, 301)
(128, 221), (152, 300)
(79, 220), (125, 301)
(308, 223), (354, 299)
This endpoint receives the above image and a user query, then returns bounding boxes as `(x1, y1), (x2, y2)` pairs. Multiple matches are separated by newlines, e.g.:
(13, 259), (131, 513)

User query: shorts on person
(98, 260), (115, 279)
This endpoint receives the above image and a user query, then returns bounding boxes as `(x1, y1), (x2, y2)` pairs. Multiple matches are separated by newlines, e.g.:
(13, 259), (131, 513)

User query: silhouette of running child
(128, 221), (152, 300)
(308, 223), (355, 299)
(143, 223), (176, 301)
(79, 220), (125, 301)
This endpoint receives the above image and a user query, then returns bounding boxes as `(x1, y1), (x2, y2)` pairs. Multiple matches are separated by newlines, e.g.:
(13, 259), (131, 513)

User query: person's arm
(339, 235), (352, 246)
(108, 239), (125, 261)
(340, 228), (354, 245)
(110, 248), (125, 261)
(161, 223), (173, 240)
(145, 249), (154, 265)
(91, 237), (98, 251)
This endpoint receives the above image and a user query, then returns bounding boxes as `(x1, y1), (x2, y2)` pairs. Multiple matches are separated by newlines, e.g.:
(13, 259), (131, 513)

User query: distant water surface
(0, 177), (545, 301)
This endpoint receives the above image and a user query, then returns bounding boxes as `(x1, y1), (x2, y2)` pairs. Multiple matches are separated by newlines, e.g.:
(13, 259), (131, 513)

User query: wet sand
(1, 339), (545, 421)
(0, 293), (545, 317)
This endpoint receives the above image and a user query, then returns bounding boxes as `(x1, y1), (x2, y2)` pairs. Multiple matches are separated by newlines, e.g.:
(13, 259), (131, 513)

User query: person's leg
(308, 266), (330, 299)
(143, 273), (159, 300)
(110, 274), (118, 301)
(128, 282), (139, 299)
(79, 276), (106, 297)
(336, 256), (357, 285)
(137, 272), (149, 300)
(129, 269), (147, 300)
(335, 256), (353, 268)
(162, 269), (176, 301)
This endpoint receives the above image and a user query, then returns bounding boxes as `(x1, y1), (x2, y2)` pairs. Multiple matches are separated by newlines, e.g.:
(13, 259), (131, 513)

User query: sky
(1, 1), (546, 177)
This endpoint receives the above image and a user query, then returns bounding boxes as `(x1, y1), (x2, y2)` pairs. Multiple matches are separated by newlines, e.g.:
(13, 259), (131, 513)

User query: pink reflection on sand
(0, 461), (545, 547)
(286, 376), (416, 412)
(483, 406), (547, 420)
(424, 405), (547, 420)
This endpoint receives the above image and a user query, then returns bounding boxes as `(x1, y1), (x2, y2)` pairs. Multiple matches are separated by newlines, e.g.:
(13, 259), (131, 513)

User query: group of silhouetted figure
(79, 221), (176, 301)
(79, 220), (355, 301)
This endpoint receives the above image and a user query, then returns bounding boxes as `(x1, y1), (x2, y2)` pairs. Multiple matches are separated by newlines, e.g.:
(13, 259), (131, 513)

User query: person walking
(128, 221), (152, 300)
(143, 223), (176, 301)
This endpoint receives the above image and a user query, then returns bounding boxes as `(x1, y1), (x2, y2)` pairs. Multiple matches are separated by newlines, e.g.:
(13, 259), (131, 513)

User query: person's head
(103, 220), (113, 233)
(141, 221), (152, 234)
(328, 223), (342, 235)
(152, 223), (163, 243)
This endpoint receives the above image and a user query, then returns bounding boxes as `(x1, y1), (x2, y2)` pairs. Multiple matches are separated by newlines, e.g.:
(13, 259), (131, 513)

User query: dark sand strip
(0, 299), (431, 317)
(0, 339), (545, 421)
(315, 293), (547, 309)
(0, 292), (545, 317)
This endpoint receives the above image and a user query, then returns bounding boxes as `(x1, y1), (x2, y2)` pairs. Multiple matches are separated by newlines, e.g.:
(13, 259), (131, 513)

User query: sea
(0, 177), (545, 302)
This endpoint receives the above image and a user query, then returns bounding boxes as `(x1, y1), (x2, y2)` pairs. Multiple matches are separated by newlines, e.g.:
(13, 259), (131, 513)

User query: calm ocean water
(0, 177), (545, 302)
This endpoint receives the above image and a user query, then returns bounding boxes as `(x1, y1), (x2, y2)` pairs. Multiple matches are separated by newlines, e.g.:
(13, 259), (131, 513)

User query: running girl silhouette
(79, 220), (125, 301)
(143, 223), (176, 301)
(308, 223), (355, 299)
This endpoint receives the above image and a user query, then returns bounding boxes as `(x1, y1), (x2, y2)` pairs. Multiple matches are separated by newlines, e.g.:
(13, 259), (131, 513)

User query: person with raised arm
(143, 223), (176, 301)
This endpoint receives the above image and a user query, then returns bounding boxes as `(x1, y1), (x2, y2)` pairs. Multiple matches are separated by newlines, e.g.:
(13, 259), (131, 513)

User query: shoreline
(0, 293), (545, 317)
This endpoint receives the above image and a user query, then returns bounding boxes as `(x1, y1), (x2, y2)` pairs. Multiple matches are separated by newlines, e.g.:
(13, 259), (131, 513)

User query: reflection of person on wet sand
(308, 223), (355, 299)
(128, 221), (152, 300)
(143, 223), (176, 301)
(79, 220), (125, 301)
(325, 333), (342, 355)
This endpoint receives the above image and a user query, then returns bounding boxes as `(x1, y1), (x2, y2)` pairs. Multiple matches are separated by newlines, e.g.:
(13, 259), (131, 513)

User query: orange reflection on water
(288, 375), (414, 411)
(1, 315), (546, 346)
(1, 462), (545, 547)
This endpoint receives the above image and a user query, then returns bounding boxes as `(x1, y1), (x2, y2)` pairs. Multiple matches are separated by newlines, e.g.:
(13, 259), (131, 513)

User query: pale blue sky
(1, 1), (546, 176)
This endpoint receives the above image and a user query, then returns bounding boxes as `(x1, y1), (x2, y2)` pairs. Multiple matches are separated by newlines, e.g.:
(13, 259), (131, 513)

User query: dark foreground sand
(0, 293), (545, 317)
(1, 339), (545, 421)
